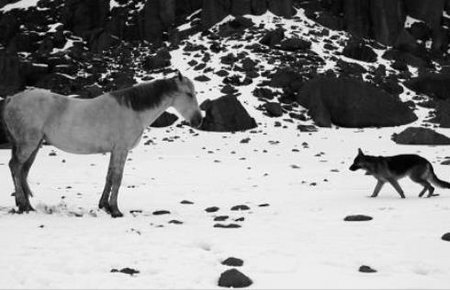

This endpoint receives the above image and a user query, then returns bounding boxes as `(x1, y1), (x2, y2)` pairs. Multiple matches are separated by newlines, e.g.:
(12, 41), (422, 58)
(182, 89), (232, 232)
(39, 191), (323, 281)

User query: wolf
(349, 149), (450, 198)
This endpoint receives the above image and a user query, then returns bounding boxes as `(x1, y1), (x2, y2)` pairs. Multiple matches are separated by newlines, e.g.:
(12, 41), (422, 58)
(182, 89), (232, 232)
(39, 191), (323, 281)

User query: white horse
(2, 72), (202, 217)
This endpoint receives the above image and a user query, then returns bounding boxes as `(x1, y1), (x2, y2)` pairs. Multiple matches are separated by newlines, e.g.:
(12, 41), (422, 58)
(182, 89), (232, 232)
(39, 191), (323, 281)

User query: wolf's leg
(388, 179), (405, 199)
(370, 180), (385, 198)
(410, 174), (436, 198)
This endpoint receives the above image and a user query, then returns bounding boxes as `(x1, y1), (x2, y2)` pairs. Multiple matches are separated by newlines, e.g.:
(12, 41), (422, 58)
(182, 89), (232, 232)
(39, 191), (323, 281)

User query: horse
(2, 72), (202, 217)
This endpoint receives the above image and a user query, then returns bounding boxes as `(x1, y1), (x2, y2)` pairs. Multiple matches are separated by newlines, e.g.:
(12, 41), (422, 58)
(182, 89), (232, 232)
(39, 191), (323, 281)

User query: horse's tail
(1, 96), (14, 145)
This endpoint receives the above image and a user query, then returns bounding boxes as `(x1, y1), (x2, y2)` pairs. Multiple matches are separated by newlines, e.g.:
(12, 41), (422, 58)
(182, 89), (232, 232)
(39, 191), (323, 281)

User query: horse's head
(172, 71), (203, 128)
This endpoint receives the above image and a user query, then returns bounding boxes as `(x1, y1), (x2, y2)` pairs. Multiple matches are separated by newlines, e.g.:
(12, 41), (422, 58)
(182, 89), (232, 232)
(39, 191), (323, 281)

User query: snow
(0, 0), (40, 12)
(1, 7), (450, 289)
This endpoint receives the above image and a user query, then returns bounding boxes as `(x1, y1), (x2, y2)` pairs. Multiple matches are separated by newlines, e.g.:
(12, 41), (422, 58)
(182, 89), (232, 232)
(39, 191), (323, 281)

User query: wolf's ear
(358, 148), (364, 155)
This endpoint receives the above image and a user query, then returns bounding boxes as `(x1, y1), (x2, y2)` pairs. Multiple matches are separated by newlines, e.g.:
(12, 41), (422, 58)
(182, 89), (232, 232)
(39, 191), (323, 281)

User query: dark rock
(359, 265), (377, 273)
(342, 38), (377, 63)
(169, 220), (183, 225)
(153, 210), (171, 215)
(279, 38), (311, 51)
(142, 48), (171, 70)
(230, 205), (250, 211)
(181, 200), (194, 205)
(214, 223), (241, 228)
(111, 267), (140, 275)
(205, 206), (220, 213)
(0, 99), (9, 145)
(297, 77), (417, 128)
(264, 102), (283, 117)
(150, 112), (179, 128)
(253, 87), (276, 100)
(194, 75), (211, 82)
(344, 215), (373, 222)
(222, 257), (244, 267)
(0, 51), (24, 97)
(260, 28), (285, 47)
(409, 22), (431, 41)
(392, 127), (450, 145)
(200, 96), (257, 132)
(405, 74), (450, 100)
(269, 69), (303, 90)
(218, 268), (252, 288)
(214, 215), (229, 221)
(442, 232), (450, 241)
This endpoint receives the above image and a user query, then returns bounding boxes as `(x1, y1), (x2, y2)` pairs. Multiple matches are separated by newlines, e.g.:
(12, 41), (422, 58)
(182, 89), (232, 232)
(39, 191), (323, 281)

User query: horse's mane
(110, 79), (177, 111)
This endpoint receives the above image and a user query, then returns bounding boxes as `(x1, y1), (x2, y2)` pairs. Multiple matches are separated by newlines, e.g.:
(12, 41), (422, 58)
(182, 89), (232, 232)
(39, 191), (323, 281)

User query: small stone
(258, 203), (270, 207)
(169, 220), (183, 225)
(359, 265), (377, 273)
(441, 232), (450, 241)
(230, 205), (250, 211)
(218, 268), (252, 288)
(222, 257), (244, 267)
(153, 210), (171, 215)
(344, 215), (373, 222)
(181, 200), (194, 204)
(214, 223), (241, 229)
(205, 206), (220, 213)
(111, 267), (140, 275)
(214, 215), (229, 221)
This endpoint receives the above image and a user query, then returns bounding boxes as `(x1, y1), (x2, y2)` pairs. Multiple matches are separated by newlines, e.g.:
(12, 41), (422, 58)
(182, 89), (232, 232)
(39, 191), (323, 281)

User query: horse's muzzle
(190, 112), (203, 128)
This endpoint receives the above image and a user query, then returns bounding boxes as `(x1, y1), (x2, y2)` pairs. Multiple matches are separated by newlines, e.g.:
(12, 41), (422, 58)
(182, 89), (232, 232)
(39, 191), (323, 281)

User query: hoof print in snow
(180, 200), (194, 205)
(214, 223), (241, 229)
(111, 267), (140, 276)
(218, 268), (252, 288)
(344, 215), (373, 222)
(205, 206), (220, 213)
(359, 265), (377, 273)
(169, 220), (183, 225)
(214, 215), (229, 221)
(230, 205), (250, 211)
(222, 257), (244, 267)
(153, 210), (171, 215)
(441, 233), (450, 241)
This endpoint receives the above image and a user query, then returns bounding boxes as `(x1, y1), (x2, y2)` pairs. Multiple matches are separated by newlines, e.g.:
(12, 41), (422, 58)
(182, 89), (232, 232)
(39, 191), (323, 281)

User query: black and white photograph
(0, 0), (450, 288)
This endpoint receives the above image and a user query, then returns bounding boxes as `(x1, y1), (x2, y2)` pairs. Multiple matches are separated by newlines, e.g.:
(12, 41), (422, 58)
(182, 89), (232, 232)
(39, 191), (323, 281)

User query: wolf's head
(349, 148), (371, 173)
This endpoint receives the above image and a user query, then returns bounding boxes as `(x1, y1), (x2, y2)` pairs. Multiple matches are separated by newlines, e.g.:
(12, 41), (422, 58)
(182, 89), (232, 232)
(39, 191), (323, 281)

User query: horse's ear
(358, 148), (364, 156)
(177, 71), (183, 82)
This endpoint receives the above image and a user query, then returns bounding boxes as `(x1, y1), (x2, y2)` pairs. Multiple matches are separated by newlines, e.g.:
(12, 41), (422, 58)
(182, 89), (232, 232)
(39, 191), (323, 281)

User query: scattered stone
(240, 138), (251, 144)
(264, 102), (283, 117)
(441, 233), (450, 241)
(194, 75), (211, 82)
(258, 203), (270, 207)
(344, 215), (373, 222)
(222, 257), (244, 267)
(218, 268), (252, 288)
(231, 205), (250, 211)
(111, 267), (140, 275)
(214, 223), (241, 229)
(214, 215), (229, 221)
(359, 265), (377, 273)
(205, 206), (220, 213)
(169, 220), (183, 225)
(153, 210), (171, 215)
(181, 200), (194, 205)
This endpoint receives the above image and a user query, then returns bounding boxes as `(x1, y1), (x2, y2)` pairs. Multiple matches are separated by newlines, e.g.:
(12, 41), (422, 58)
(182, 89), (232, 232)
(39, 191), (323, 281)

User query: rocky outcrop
(392, 127), (450, 145)
(0, 50), (24, 97)
(405, 74), (450, 100)
(200, 96), (257, 132)
(297, 77), (417, 128)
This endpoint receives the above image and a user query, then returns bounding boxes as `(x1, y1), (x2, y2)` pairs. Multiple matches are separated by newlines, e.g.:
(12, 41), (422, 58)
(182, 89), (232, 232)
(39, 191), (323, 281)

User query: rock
(260, 28), (285, 47)
(214, 216), (229, 221)
(150, 112), (178, 128)
(359, 265), (377, 273)
(180, 200), (194, 205)
(218, 268), (252, 288)
(442, 232), (450, 241)
(392, 127), (450, 145)
(405, 73), (450, 100)
(230, 205), (250, 211)
(111, 267), (140, 275)
(279, 38), (311, 51)
(142, 48), (171, 70)
(342, 38), (377, 63)
(222, 257), (244, 267)
(205, 206), (220, 213)
(0, 51), (24, 97)
(297, 77), (417, 128)
(0, 99), (9, 145)
(200, 96), (257, 132)
(153, 210), (171, 215)
(214, 223), (241, 228)
(269, 68), (303, 90)
(194, 75), (211, 82)
(344, 215), (373, 222)
(253, 87), (276, 100)
(409, 22), (431, 41)
(264, 102), (283, 117)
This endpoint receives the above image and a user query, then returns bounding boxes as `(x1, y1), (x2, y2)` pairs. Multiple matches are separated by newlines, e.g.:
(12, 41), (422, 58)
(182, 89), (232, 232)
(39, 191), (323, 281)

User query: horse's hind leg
(9, 138), (43, 213)
(108, 149), (128, 218)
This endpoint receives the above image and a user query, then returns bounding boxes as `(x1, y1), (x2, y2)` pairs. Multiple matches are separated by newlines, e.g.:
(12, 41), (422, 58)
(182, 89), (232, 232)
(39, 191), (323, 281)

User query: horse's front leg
(108, 149), (128, 218)
(98, 153), (114, 212)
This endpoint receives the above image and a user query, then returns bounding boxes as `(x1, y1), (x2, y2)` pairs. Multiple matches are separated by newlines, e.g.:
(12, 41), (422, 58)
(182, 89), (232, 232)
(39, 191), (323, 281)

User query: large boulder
(297, 77), (417, 128)
(392, 127), (450, 145)
(150, 112), (179, 128)
(0, 51), (24, 97)
(200, 96), (257, 132)
(342, 38), (377, 63)
(405, 74), (450, 100)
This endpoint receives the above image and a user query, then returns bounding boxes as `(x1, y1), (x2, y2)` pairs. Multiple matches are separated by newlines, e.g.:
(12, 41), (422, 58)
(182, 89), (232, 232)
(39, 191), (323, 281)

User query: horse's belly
(45, 127), (114, 154)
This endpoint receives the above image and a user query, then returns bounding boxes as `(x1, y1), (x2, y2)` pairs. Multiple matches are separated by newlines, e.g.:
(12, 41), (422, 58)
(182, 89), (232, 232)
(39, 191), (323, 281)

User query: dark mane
(110, 79), (177, 111)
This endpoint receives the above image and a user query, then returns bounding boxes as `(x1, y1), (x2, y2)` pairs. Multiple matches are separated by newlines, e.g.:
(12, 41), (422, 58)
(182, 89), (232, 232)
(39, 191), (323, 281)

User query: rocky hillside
(1, 0), (450, 143)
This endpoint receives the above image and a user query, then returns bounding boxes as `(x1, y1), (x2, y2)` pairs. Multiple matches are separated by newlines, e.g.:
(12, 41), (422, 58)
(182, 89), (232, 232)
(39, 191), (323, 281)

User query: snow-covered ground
(1, 8), (450, 289)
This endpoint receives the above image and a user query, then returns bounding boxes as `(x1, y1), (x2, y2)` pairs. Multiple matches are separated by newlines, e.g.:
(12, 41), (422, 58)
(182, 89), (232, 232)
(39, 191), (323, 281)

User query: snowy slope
(0, 10), (450, 289)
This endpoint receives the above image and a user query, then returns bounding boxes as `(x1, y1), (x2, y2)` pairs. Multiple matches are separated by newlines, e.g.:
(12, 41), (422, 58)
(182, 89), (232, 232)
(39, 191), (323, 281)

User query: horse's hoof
(111, 211), (123, 218)
(17, 204), (35, 214)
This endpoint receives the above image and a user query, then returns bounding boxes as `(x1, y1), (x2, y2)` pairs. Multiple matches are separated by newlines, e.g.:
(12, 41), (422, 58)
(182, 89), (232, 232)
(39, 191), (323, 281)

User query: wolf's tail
(430, 167), (450, 188)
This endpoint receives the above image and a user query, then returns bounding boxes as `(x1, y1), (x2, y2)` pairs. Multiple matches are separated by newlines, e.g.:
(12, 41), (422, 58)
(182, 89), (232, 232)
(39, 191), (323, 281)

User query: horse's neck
(138, 95), (173, 128)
